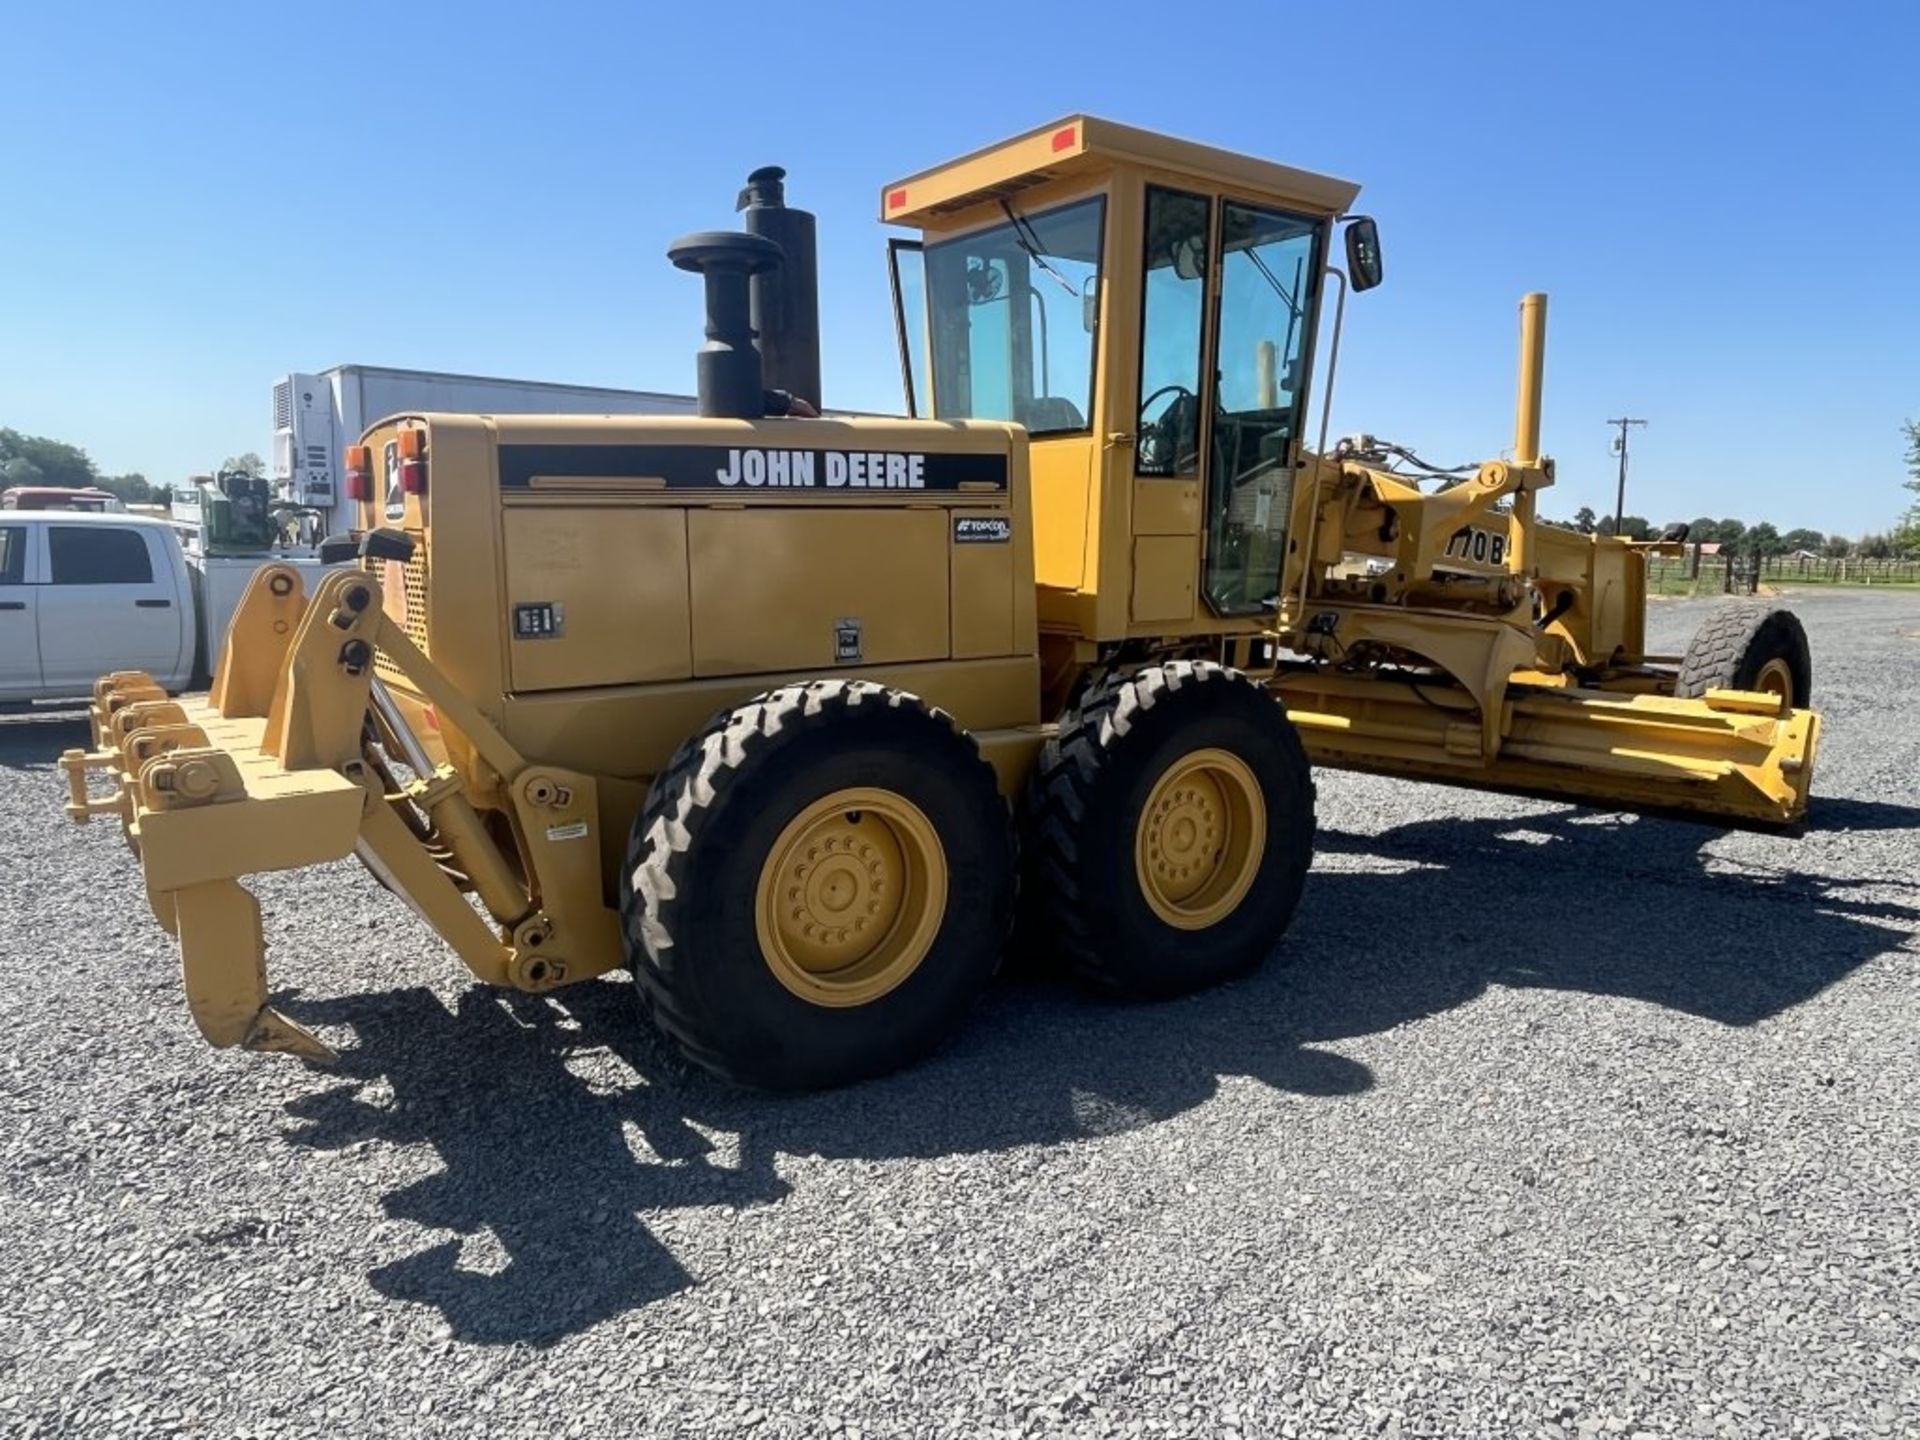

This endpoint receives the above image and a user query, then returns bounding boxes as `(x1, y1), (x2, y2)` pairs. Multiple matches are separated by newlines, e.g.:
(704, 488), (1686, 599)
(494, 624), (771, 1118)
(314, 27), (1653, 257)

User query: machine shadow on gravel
(0, 712), (90, 768)
(277, 970), (1376, 1346)
(279, 986), (721, 1346)
(275, 798), (1916, 1347)
(1309, 800), (1920, 1030)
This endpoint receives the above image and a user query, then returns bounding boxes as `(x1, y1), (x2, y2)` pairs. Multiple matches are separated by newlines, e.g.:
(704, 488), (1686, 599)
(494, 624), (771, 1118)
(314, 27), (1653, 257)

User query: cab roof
(880, 115), (1361, 226)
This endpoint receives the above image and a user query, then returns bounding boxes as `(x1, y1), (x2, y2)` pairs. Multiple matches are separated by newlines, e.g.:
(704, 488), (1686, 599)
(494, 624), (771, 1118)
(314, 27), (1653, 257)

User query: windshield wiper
(1000, 200), (1082, 298)
(1246, 247), (1304, 322)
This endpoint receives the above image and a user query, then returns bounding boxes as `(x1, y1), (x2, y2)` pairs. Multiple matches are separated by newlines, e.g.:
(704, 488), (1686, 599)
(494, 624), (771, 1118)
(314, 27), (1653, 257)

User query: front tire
(1675, 602), (1812, 708)
(1023, 661), (1315, 999)
(623, 680), (1013, 1089)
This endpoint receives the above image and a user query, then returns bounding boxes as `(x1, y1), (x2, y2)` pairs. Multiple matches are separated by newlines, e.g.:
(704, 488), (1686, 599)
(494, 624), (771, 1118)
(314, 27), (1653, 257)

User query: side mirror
(1344, 217), (1384, 292)
(1172, 235), (1204, 282)
(1082, 276), (1099, 334)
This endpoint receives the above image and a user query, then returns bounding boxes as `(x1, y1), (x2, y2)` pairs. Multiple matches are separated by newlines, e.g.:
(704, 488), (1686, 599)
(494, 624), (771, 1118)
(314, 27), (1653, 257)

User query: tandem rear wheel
(623, 680), (1014, 1090)
(1023, 660), (1316, 998)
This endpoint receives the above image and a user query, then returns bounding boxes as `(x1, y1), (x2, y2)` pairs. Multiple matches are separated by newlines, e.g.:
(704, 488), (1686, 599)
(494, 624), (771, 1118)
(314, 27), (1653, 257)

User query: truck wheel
(1674, 602), (1812, 708)
(1023, 661), (1314, 999)
(623, 680), (1013, 1089)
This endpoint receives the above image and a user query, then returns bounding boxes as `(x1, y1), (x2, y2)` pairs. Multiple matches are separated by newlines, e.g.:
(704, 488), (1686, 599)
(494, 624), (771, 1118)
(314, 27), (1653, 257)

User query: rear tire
(1674, 602), (1811, 708)
(1022, 661), (1315, 999)
(623, 680), (1013, 1089)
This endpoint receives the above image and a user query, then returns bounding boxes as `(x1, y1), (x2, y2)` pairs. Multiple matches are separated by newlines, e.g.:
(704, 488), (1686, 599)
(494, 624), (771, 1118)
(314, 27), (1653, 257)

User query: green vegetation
(1645, 558), (1920, 597)
(1550, 511), (1916, 561)
(0, 427), (171, 506)
(1898, 419), (1920, 556)
(0, 432), (266, 506)
(1552, 421), (1920, 563)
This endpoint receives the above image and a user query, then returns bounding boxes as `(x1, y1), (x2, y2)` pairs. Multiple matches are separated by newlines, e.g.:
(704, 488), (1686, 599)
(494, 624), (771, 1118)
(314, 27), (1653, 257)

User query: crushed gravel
(2, 588), (1917, 1437)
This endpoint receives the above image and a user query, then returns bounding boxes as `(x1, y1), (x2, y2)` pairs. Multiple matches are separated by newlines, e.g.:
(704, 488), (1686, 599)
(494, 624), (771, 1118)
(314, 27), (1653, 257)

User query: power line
(1607, 416), (1648, 531)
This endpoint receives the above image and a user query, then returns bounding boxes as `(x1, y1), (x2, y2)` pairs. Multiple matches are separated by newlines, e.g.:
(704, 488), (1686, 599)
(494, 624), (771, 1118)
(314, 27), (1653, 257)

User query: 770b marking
(1444, 526), (1508, 566)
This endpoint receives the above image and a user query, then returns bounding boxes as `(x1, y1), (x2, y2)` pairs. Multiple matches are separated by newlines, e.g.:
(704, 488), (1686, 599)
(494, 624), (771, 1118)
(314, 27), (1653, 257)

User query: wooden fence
(1646, 554), (1920, 596)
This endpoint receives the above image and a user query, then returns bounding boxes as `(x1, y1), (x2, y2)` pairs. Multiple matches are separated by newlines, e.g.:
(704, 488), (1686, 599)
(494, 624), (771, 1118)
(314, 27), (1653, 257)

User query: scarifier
(62, 117), (1819, 1089)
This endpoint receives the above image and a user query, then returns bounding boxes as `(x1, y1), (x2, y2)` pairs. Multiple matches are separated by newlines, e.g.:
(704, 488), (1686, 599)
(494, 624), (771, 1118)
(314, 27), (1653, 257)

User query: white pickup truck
(0, 511), (198, 702)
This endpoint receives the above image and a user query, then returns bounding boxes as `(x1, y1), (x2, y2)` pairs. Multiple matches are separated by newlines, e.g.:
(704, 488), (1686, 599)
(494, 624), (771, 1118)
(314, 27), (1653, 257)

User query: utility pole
(1607, 416), (1647, 533)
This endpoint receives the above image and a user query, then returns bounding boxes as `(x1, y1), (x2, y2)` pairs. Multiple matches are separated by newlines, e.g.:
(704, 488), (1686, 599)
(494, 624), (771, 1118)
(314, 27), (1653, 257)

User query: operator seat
(1016, 396), (1086, 434)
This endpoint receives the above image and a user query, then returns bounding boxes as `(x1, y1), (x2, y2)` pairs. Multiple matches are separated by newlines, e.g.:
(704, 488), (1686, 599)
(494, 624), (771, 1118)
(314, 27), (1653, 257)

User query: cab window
(1136, 187), (1210, 477)
(49, 526), (153, 585)
(888, 239), (931, 418)
(1204, 201), (1322, 614)
(0, 526), (23, 585)
(923, 196), (1105, 435)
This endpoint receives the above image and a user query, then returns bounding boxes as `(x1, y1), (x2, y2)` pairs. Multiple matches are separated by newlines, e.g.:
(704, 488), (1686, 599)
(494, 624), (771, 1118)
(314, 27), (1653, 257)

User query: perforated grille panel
(369, 550), (430, 683)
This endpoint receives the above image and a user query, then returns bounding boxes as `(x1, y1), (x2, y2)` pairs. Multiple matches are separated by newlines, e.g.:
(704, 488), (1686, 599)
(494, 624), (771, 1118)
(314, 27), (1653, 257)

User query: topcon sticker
(953, 516), (1012, 544)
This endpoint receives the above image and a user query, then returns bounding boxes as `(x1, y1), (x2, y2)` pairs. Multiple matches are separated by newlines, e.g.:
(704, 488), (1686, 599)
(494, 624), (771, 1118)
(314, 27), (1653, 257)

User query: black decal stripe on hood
(498, 444), (1007, 491)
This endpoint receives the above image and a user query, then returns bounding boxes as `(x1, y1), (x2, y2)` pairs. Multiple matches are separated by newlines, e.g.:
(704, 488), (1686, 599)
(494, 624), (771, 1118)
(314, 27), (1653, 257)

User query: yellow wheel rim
(1755, 657), (1794, 708)
(755, 787), (947, 1008)
(1133, 748), (1267, 931)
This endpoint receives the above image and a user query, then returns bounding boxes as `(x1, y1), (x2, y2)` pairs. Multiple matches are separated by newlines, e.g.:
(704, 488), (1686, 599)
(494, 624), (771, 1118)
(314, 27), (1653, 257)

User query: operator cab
(884, 116), (1377, 644)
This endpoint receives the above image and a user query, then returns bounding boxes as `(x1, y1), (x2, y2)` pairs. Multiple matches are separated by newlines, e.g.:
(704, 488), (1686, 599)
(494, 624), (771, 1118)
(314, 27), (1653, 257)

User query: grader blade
(1280, 673), (1817, 828)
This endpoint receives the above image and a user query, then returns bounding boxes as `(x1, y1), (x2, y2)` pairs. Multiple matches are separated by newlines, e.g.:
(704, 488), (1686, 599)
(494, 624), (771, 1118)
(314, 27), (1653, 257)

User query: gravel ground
(3, 589), (1917, 1438)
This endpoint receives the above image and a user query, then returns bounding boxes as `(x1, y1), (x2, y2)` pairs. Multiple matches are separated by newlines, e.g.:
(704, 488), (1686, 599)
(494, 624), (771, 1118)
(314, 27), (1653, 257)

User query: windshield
(922, 196), (1105, 436)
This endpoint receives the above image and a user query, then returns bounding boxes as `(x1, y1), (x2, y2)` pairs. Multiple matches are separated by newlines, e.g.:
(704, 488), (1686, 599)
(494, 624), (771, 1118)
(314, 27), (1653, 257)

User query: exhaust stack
(738, 166), (822, 413)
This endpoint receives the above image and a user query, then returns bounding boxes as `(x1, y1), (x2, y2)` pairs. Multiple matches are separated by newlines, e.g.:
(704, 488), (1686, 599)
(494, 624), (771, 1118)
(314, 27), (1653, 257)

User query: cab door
(1197, 200), (1324, 616)
(1128, 185), (1213, 626)
(0, 521), (38, 697)
(37, 524), (186, 694)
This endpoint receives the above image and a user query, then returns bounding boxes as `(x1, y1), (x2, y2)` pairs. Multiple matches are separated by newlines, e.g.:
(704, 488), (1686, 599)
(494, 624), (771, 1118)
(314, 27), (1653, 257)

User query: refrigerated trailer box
(273, 366), (697, 516)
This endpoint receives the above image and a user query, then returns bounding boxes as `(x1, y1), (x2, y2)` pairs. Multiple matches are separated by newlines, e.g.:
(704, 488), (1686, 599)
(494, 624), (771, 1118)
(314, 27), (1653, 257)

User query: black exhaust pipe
(737, 166), (821, 413)
(667, 230), (783, 420)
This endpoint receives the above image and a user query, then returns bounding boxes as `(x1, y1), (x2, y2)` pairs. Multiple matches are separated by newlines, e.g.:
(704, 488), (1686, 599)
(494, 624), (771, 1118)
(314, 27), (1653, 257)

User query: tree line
(0, 427), (170, 505)
(1, 428), (269, 507)
(1549, 420), (1920, 561)
(1549, 508), (1907, 559)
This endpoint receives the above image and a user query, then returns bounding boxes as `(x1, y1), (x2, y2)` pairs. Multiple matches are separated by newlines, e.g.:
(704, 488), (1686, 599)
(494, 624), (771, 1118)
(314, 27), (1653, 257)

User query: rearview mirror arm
(1290, 264), (1350, 617)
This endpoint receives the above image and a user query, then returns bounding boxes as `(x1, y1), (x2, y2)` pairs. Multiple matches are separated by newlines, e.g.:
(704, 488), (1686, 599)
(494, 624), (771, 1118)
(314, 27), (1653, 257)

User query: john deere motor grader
(63, 117), (1819, 1089)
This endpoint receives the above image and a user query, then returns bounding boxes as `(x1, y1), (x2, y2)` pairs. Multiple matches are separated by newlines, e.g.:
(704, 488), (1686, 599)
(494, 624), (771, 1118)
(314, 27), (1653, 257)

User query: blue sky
(3, 1), (1915, 534)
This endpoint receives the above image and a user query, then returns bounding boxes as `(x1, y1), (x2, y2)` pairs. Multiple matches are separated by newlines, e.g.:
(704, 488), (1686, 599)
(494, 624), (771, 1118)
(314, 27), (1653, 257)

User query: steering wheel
(1138, 385), (1197, 472)
(1140, 384), (1194, 422)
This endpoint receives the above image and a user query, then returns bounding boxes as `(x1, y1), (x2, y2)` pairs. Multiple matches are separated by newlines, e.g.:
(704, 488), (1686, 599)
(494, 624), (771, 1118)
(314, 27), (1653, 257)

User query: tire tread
(1674, 602), (1812, 703)
(622, 680), (1006, 1085)
(1022, 660), (1313, 996)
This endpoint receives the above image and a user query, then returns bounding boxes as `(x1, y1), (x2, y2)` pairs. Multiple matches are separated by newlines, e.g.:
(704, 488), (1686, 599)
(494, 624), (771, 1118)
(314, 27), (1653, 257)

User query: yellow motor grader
(62, 117), (1818, 1089)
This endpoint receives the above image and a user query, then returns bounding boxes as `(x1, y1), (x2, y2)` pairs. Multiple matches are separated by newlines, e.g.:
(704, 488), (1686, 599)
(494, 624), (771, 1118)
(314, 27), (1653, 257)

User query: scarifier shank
(62, 563), (621, 1060)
